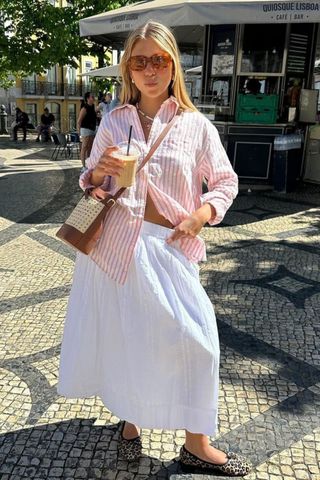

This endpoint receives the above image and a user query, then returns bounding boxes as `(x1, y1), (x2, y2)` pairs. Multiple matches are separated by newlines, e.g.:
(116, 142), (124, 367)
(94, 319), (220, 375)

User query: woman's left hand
(166, 204), (216, 245)
(90, 186), (109, 201)
(166, 216), (204, 244)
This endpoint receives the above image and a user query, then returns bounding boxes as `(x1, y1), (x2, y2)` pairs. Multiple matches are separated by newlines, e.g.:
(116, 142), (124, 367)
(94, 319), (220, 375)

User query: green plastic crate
(237, 94), (279, 109)
(236, 94), (279, 124)
(236, 107), (278, 124)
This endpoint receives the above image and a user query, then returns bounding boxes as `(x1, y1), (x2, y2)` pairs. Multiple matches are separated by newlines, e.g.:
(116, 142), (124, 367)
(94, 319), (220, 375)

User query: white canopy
(80, 0), (320, 37)
(186, 65), (202, 74)
(80, 64), (120, 77)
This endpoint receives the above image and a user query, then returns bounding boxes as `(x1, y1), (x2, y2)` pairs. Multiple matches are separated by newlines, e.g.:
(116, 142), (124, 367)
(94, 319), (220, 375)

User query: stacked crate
(236, 94), (279, 124)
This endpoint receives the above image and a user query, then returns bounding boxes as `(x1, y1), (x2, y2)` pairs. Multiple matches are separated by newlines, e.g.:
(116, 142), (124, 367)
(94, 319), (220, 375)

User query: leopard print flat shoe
(179, 445), (252, 476)
(117, 421), (142, 461)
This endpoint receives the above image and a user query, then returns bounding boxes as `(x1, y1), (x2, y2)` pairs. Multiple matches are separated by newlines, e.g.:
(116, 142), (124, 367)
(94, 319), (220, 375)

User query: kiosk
(79, 0), (320, 186)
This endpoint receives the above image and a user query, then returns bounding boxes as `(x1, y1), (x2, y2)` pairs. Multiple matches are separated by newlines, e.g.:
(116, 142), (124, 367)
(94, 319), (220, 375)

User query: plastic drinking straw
(126, 125), (133, 155)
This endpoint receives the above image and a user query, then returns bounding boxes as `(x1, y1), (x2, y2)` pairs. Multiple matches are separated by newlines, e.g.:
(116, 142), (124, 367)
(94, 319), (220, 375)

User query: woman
(77, 91), (97, 168)
(58, 21), (252, 477)
(97, 92), (113, 118)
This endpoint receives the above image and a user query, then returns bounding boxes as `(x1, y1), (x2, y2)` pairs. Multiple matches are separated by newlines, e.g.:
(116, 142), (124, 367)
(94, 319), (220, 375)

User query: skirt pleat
(57, 221), (220, 435)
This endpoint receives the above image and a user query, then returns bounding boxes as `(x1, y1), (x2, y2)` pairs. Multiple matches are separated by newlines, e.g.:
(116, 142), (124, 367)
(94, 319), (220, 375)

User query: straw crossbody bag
(56, 111), (181, 255)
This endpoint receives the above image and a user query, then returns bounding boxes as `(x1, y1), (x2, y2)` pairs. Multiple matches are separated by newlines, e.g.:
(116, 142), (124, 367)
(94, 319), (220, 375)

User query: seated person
(13, 108), (29, 142)
(36, 108), (55, 142)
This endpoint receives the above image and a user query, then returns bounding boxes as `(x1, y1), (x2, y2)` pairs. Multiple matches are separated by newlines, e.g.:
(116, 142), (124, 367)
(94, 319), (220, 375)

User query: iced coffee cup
(111, 142), (140, 188)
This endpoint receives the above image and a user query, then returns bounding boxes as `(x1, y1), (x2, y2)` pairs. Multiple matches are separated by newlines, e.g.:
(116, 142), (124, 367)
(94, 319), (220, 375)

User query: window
(180, 53), (202, 69)
(68, 104), (77, 131)
(25, 104), (37, 127)
(313, 26), (320, 112)
(202, 25), (236, 111)
(211, 78), (232, 106)
(46, 66), (58, 94)
(239, 24), (286, 75)
(25, 73), (36, 81)
(24, 74), (37, 94)
(238, 76), (280, 95)
(85, 61), (93, 73)
(66, 66), (77, 85)
(211, 26), (236, 76)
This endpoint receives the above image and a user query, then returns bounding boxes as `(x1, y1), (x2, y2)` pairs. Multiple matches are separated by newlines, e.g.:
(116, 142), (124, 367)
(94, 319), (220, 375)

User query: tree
(0, 0), (133, 87)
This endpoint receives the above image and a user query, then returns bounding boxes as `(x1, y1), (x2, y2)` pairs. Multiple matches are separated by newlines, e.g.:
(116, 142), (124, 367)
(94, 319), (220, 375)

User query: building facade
(0, 0), (104, 133)
(0, 58), (102, 134)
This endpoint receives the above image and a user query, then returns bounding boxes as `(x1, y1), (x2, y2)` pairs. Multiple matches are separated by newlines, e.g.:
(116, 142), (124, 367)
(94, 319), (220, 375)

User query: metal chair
(51, 132), (80, 161)
(51, 133), (63, 160)
(66, 132), (81, 159)
(57, 133), (70, 159)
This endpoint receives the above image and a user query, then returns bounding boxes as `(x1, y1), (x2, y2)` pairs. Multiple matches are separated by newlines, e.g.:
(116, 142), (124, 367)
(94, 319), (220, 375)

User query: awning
(80, 0), (320, 40)
(79, 64), (120, 77)
(186, 65), (202, 74)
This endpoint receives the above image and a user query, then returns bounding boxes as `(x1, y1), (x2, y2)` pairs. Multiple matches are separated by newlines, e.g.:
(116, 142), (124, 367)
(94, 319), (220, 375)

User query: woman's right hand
(93, 146), (124, 178)
(90, 146), (124, 186)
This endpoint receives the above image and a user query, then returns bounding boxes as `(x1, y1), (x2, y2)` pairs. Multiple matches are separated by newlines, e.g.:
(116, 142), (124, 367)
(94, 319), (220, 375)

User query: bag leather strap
(100, 108), (182, 206)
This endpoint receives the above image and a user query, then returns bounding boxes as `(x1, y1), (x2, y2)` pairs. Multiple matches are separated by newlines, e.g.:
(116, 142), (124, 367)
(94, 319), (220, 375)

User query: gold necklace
(136, 104), (155, 121)
(136, 104), (155, 130)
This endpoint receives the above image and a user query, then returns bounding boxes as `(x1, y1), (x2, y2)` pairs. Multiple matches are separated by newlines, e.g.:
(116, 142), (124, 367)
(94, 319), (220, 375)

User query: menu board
(287, 23), (314, 75)
(287, 32), (309, 74)
(211, 26), (235, 75)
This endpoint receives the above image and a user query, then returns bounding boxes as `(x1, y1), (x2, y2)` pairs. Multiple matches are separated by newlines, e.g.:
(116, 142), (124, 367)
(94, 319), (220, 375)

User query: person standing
(13, 107), (29, 142)
(58, 21), (251, 477)
(77, 92), (97, 168)
(109, 91), (120, 111)
(97, 92), (112, 118)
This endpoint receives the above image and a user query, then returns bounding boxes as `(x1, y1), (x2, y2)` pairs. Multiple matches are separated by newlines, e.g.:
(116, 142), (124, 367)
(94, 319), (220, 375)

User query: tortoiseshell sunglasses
(128, 53), (172, 71)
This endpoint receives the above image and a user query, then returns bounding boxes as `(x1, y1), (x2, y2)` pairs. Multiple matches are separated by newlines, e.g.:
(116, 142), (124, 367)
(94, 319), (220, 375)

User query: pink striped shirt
(80, 96), (238, 285)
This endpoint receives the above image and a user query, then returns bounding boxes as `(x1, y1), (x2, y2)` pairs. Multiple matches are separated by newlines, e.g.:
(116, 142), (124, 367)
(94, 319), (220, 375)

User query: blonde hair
(120, 21), (197, 112)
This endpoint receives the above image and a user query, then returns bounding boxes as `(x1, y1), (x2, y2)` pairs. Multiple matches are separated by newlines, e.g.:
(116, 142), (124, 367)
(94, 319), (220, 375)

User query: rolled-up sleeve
(79, 114), (114, 191)
(199, 120), (238, 225)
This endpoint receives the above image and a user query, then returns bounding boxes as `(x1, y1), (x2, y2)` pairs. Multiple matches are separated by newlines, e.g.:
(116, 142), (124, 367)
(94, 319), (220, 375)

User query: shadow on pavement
(0, 419), (183, 479)
(0, 168), (81, 224)
(222, 186), (320, 227)
(0, 148), (57, 163)
(1, 163), (320, 228)
(288, 208), (320, 236)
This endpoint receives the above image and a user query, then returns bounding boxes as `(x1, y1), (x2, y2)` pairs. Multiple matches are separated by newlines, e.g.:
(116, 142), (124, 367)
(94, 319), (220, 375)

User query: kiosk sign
(262, 1), (320, 22)
(80, 1), (320, 39)
(110, 14), (139, 32)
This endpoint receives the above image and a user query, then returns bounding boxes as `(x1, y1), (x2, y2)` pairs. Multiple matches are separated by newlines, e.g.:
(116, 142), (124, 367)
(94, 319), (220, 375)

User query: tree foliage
(0, 0), (133, 87)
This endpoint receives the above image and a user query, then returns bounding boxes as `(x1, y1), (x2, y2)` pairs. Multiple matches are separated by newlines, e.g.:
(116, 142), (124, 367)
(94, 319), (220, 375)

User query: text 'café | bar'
(80, 0), (320, 191)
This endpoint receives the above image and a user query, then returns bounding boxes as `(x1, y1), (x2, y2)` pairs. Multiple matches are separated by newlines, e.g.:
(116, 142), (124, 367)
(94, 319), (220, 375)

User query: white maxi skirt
(57, 221), (220, 436)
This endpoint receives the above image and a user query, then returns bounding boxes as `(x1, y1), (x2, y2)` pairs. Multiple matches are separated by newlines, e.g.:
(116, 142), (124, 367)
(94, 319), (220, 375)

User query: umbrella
(80, 64), (120, 77)
(80, 0), (320, 39)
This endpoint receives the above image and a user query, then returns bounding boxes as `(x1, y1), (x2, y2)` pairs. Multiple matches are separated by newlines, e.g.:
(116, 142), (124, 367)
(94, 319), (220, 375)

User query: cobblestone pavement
(0, 137), (320, 479)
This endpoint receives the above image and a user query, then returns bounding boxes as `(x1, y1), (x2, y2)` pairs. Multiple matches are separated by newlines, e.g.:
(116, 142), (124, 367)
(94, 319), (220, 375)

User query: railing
(21, 81), (99, 97)
(21, 81), (63, 96)
(65, 83), (82, 97)
(67, 83), (100, 98)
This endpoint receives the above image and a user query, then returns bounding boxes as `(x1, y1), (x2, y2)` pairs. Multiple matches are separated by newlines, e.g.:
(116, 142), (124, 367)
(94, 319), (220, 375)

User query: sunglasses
(128, 54), (172, 71)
